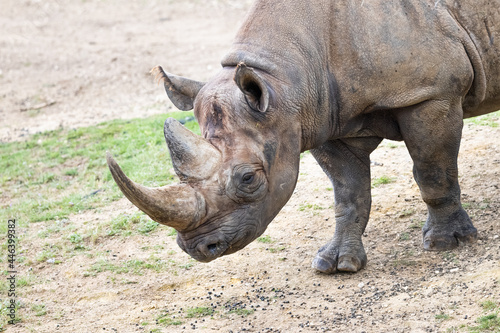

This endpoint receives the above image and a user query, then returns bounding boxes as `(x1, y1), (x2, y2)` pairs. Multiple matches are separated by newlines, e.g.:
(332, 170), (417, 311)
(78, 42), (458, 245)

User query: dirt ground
(2, 0), (499, 332)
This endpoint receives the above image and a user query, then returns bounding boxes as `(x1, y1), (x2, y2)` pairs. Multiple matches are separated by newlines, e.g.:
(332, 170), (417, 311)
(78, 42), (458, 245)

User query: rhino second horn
(106, 152), (206, 231)
(164, 118), (222, 181)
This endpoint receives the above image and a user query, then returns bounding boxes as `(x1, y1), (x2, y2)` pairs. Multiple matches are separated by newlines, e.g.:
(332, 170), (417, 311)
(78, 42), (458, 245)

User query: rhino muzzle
(182, 235), (229, 263)
(106, 118), (222, 232)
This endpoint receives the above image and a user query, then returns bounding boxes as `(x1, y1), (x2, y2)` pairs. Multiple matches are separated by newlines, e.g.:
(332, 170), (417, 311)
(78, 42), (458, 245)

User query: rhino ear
(151, 66), (205, 111)
(234, 63), (270, 112)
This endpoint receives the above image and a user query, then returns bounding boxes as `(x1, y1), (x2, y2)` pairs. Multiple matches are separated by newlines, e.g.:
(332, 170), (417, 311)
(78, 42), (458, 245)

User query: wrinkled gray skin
(108, 0), (500, 273)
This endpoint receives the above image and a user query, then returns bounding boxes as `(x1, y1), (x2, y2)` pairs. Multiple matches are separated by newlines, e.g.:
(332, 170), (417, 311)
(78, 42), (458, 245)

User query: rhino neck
(221, 1), (344, 151)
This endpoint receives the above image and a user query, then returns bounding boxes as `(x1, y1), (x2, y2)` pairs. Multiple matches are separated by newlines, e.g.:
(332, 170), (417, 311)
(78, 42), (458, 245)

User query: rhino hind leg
(310, 137), (382, 274)
(396, 99), (478, 251)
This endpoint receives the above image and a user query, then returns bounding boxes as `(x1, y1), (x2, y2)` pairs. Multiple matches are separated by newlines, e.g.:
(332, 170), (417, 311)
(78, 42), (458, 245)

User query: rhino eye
(226, 164), (268, 202)
(241, 173), (255, 184)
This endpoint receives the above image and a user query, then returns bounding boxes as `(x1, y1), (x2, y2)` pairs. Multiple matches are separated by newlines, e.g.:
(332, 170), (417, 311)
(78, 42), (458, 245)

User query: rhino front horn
(164, 118), (222, 181)
(106, 152), (206, 231)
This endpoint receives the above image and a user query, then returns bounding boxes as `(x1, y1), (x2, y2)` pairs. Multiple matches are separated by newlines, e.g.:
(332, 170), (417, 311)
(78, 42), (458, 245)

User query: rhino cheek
(224, 228), (258, 255)
(222, 218), (262, 253)
(266, 164), (300, 217)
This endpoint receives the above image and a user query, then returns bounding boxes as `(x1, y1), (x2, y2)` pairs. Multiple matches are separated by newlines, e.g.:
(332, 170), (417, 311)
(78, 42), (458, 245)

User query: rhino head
(107, 63), (302, 262)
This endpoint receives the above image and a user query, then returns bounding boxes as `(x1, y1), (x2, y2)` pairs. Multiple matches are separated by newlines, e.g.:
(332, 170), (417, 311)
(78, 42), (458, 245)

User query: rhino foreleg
(310, 137), (382, 274)
(396, 99), (478, 251)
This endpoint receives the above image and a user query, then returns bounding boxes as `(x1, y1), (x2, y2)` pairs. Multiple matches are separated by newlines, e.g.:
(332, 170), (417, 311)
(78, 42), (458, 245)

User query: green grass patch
(36, 249), (57, 263)
(257, 235), (273, 244)
(31, 303), (47, 317)
(461, 300), (500, 332)
(64, 168), (78, 176)
(399, 232), (410, 241)
(107, 212), (141, 236)
(372, 175), (395, 187)
(179, 260), (195, 270)
(462, 202), (472, 209)
(268, 246), (286, 253)
(16, 273), (36, 289)
(448, 301), (500, 332)
(86, 257), (172, 276)
(166, 227), (177, 237)
(480, 300), (498, 312)
(465, 110), (500, 128)
(468, 313), (500, 332)
(68, 233), (83, 244)
(156, 312), (183, 326)
(137, 219), (159, 234)
(298, 203), (324, 211)
(106, 212), (158, 236)
(435, 313), (451, 321)
(185, 306), (214, 318)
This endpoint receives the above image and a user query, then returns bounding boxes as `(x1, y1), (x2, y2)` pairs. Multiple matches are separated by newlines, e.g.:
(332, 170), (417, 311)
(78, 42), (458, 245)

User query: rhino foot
(311, 240), (367, 274)
(423, 208), (478, 251)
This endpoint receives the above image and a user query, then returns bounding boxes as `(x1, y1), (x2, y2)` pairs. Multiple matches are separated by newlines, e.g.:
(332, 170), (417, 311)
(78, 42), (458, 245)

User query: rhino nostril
(195, 240), (227, 260)
(207, 243), (218, 255)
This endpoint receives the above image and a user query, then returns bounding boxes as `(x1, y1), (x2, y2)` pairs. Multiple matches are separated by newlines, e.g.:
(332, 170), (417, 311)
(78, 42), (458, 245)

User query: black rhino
(107, 0), (500, 274)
